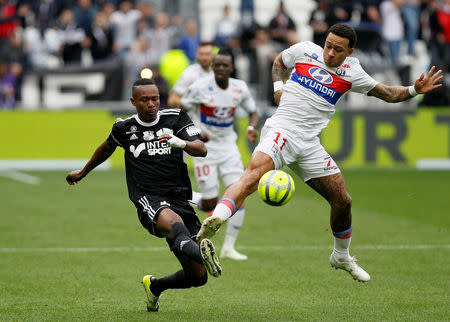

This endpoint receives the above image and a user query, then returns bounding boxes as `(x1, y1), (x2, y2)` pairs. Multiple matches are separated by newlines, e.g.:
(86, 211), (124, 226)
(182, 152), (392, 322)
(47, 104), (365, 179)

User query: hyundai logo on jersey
(291, 63), (352, 105)
(309, 67), (333, 84)
(200, 104), (236, 127)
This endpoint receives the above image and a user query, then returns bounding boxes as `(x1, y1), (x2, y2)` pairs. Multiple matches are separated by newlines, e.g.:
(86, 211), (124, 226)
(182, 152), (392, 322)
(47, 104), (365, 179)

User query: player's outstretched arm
(184, 139), (207, 157)
(66, 141), (116, 185)
(368, 66), (443, 103)
(272, 53), (291, 105)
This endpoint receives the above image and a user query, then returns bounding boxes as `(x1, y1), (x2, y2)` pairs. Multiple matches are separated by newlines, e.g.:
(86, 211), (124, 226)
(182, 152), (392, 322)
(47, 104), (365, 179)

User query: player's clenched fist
(66, 169), (84, 185)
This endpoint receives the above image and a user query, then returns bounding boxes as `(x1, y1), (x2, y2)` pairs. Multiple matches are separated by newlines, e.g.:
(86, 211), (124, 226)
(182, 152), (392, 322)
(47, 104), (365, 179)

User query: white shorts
(254, 125), (340, 182)
(193, 144), (244, 199)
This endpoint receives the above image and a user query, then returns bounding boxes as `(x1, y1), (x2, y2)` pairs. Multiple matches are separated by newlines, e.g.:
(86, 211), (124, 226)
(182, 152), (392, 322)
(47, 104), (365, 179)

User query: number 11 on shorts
(273, 132), (287, 150)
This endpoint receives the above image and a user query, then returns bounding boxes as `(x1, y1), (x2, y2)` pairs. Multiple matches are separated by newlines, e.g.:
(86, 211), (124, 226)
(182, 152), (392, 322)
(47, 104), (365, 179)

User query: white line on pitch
(0, 244), (449, 253)
(0, 171), (40, 185)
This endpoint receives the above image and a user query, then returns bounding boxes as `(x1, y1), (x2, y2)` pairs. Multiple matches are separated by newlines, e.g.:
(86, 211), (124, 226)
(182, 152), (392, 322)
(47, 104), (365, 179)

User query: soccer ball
(258, 170), (295, 206)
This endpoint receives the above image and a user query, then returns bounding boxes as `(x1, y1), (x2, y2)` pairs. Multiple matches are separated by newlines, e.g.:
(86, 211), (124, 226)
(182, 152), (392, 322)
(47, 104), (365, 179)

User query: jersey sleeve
(281, 42), (304, 69)
(174, 110), (202, 141)
(172, 68), (193, 96)
(239, 82), (257, 114)
(180, 82), (200, 112)
(350, 62), (379, 95)
(106, 120), (123, 148)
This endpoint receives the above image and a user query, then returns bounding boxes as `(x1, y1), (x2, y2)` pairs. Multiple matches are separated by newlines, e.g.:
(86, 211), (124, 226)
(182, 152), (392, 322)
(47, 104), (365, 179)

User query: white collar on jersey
(133, 113), (160, 127)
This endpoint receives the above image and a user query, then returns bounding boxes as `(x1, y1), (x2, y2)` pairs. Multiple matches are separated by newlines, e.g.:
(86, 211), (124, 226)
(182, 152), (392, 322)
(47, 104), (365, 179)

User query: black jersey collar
(133, 113), (160, 127)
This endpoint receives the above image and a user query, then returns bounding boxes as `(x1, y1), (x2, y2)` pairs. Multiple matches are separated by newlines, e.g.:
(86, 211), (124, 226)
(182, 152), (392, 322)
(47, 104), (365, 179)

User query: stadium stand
(0, 0), (448, 110)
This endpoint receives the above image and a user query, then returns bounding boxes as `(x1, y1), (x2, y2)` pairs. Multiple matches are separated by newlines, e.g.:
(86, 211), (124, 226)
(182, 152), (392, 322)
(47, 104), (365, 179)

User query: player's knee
(343, 193), (352, 209)
(166, 222), (189, 251)
(334, 193), (352, 210)
(189, 272), (208, 287)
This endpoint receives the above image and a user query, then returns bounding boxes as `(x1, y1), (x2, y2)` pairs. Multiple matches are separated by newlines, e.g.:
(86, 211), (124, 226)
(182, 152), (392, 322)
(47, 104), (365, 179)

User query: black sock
(150, 270), (188, 296)
(168, 222), (202, 264)
(151, 269), (208, 296)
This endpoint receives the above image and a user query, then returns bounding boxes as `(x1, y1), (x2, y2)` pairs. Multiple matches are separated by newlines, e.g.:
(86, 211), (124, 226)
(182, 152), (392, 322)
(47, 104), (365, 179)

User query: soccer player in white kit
(168, 42), (215, 108)
(197, 24), (443, 281)
(182, 48), (259, 261)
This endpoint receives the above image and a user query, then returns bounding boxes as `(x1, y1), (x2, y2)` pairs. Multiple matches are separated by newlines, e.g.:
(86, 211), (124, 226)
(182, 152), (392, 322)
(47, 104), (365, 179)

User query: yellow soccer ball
(258, 170), (295, 206)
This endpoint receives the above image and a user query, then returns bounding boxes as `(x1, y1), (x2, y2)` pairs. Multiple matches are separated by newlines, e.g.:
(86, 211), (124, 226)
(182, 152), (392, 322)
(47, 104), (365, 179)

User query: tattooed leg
(306, 173), (352, 232)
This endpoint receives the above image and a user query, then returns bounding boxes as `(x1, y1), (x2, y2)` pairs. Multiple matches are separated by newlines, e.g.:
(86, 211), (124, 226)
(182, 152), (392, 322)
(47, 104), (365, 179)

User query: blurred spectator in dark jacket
(73, 0), (98, 34)
(57, 8), (88, 64)
(428, 0), (450, 68)
(309, 0), (331, 47)
(268, 1), (296, 49)
(86, 10), (113, 61)
(178, 19), (200, 62)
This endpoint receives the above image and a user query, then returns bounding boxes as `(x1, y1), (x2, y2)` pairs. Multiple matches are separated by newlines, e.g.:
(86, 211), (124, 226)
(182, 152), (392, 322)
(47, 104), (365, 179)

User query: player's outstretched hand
(414, 66), (443, 94)
(66, 169), (84, 185)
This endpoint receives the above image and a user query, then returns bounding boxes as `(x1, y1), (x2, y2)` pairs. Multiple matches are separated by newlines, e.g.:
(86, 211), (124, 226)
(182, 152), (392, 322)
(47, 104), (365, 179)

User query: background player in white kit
(182, 48), (259, 261)
(168, 42), (215, 108)
(197, 24), (443, 281)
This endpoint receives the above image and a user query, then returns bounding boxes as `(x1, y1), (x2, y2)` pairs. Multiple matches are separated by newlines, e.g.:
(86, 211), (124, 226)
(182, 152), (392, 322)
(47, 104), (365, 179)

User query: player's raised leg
(306, 173), (370, 282)
(197, 152), (274, 241)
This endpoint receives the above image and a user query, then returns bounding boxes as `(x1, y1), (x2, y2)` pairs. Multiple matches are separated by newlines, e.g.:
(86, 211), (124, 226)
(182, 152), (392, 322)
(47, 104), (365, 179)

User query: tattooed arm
(272, 53), (292, 105)
(368, 66), (443, 103)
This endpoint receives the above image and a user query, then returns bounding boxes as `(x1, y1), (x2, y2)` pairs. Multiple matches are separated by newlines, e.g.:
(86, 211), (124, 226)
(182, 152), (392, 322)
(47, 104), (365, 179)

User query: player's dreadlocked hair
(327, 24), (357, 49)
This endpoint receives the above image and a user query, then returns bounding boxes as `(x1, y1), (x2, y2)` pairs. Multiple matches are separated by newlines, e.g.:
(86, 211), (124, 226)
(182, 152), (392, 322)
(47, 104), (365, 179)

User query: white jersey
(181, 75), (256, 148)
(172, 63), (213, 96)
(268, 41), (378, 139)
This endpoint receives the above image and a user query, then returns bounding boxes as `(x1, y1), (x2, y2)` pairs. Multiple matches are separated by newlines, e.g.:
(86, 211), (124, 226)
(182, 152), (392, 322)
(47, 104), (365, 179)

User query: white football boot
(220, 248), (248, 261)
(330, 252), (371, 282)
(196, 216), (223, 242)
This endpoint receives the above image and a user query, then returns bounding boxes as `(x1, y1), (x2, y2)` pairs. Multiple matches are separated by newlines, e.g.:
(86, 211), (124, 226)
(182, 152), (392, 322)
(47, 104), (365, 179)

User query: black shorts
(134, 195), (201, 238)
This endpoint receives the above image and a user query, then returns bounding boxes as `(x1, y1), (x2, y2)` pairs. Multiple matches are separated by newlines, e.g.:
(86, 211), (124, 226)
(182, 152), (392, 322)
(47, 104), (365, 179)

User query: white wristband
(247, 125), (256, 131)
(408, 85), (418, 97)
(168, 135), (186, 149)
(273, 81), (283, 92)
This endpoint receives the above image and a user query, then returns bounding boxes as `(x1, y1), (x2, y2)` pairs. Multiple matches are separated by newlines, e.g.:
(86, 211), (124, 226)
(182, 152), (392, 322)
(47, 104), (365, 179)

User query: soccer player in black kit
(66, 78), (222, 312)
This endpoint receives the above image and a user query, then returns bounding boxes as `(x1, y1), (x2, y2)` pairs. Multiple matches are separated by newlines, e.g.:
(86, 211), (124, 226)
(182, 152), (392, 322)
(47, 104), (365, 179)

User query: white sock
(333, 237), (351, 259)
(222, 207), (245, 250)
(211, 201), (233, 222)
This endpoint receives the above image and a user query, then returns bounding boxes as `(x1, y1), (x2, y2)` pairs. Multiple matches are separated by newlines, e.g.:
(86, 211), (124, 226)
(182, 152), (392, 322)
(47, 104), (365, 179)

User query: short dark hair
(327, 24), (357, 48)
(198, 41), (214, 48)
(132, 78), (155, 88)
(132, 78), (157, 96)
(216, 47), (233, 58)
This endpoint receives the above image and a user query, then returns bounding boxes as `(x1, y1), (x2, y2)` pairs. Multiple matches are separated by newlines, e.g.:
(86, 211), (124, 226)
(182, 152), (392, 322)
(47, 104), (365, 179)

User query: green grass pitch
(0, 169), (449, 321)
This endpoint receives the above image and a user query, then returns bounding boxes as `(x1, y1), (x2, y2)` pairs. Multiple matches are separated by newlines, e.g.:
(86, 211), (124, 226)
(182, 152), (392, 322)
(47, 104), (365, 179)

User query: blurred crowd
(0, 0), (449, 109)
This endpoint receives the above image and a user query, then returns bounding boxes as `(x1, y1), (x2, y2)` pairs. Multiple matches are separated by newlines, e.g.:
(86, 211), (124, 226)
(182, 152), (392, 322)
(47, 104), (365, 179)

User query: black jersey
(106, 109), (202, 203)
